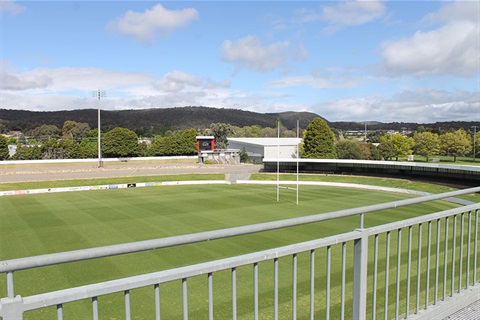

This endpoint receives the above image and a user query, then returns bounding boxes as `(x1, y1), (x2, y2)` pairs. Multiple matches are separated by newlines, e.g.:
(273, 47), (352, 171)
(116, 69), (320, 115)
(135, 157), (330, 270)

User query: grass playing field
(0, 181), (465, 319)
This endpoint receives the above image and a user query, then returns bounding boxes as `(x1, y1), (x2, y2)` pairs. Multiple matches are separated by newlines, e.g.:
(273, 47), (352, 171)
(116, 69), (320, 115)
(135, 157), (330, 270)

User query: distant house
(227, 137), (301, 162)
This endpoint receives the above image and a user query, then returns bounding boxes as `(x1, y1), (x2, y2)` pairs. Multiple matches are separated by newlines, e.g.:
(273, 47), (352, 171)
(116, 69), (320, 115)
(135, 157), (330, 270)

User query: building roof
(228, 137), (301, 147)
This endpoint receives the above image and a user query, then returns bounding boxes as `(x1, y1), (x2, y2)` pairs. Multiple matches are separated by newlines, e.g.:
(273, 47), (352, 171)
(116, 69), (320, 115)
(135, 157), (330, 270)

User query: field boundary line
(0, 180), (230, 197)
(236, 180), (475, 205)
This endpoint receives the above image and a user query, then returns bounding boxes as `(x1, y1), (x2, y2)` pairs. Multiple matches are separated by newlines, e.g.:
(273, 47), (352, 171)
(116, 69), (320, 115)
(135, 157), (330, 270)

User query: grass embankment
(1, 181), (472, 319)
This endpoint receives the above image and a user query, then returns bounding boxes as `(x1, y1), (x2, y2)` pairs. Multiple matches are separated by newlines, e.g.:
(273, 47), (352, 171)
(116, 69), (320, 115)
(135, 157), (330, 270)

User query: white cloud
(205, 79), (231, 89)
(0, 67), (153, 94)
(313, 89), (479, 123)
(0, 0), (25, 15)
(0, 65), (234, 111)
(381, 1), (479, 77)
(152, 70), (202, 92)
(1, 72), (52, 90)
(318, 0), (386, 33)
(268, 69), (361, 89)
(151, 70), (232, 93)
(106, 4), (198, 43)
(221, 35), (292, 72)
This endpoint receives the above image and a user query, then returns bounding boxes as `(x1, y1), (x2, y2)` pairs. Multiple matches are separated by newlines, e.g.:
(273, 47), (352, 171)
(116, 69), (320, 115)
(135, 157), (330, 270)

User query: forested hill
(0, 107), (321, 133)
(1, 107), (477, 134)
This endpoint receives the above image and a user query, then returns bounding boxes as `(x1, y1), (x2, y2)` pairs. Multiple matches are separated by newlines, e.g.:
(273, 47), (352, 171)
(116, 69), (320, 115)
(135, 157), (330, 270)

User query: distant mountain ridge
(0, 107), (477, 133)
(0, 107), (321, 132)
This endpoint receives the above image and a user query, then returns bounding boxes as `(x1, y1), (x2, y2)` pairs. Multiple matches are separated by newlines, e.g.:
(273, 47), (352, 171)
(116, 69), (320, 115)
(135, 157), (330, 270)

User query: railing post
(0, 296), (24, 320)
(352, 230), (368, 320)
(7, 271), (15, 298)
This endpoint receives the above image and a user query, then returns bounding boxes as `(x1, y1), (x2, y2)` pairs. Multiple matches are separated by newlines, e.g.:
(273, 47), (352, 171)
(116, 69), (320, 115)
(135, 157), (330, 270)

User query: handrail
(7, 203), (480, 315)
(1, 186), (479, 273)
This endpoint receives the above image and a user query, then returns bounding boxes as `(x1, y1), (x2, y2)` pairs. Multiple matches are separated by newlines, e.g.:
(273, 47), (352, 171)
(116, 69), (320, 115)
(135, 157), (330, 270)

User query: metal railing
(1, 187), (479, 319)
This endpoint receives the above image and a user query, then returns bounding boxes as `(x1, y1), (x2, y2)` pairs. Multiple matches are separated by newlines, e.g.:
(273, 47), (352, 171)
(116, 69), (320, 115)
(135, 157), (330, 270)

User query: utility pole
(93, 90), (106, 168)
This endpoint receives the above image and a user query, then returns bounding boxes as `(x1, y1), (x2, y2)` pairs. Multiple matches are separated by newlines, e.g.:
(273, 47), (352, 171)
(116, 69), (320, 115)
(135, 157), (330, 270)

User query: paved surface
(0, 162), (263, 183)
(445, 300), (480, 320)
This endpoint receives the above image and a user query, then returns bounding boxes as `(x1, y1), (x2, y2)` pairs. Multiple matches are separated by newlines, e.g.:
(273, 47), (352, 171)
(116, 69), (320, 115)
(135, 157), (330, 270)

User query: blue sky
(1, 0), (479, 123)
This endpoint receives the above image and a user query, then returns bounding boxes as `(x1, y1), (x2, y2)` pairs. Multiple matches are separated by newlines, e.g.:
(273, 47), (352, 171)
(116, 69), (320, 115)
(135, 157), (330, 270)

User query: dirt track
(0, 162), (263, 183)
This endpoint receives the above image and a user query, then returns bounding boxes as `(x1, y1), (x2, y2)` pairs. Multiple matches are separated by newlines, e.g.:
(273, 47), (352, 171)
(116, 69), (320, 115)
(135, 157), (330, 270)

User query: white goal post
(276, 120), (299, 205)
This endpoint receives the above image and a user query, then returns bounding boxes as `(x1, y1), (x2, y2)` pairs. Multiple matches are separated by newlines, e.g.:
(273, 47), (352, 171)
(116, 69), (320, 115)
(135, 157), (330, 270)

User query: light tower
(93, 90), (106, 168)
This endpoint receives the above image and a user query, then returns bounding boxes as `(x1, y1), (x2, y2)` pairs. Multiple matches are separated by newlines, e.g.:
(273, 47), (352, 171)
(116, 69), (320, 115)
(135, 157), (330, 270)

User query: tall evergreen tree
(0, 135), (9, 160)
(102, 127), (139, 157)
(302, 118), (337, 159)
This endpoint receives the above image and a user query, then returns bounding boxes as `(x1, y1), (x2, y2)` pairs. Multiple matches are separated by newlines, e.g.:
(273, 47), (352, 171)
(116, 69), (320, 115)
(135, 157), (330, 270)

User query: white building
(227, 137), (301, 162)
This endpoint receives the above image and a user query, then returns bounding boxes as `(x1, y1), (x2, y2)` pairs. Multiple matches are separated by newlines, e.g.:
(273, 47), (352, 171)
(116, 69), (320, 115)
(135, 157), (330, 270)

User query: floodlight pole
(93, 90), (106, 168)
(296, 120), (299, 205)
(277, 119), (280, 202)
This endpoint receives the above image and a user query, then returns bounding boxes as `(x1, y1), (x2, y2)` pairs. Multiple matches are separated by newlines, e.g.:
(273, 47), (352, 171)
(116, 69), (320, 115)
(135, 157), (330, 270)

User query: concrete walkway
(445, 300), (480, 320)
(0, 162), (263, 183)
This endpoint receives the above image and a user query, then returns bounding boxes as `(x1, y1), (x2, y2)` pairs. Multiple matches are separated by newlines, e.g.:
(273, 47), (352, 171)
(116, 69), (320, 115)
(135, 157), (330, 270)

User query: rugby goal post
(276, 120), (299, 205)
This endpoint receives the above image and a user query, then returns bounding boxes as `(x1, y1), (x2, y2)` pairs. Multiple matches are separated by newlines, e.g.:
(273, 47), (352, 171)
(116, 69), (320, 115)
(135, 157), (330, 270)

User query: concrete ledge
(407, 284), (480, 320)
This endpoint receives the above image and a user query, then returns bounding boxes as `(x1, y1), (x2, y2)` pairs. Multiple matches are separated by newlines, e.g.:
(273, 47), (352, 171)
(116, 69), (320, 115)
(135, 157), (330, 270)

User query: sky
(1, 0), (479, 124)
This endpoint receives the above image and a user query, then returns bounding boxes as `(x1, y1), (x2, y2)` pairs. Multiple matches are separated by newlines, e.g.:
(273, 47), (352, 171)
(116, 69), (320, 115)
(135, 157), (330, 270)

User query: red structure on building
(196, 136), (215, 152)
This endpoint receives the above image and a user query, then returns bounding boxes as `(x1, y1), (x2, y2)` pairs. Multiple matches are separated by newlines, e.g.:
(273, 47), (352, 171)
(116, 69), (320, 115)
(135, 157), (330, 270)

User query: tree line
(0, 118), (478, 162)
(302, 118), (479, 162)
(0, 121), (298, 160)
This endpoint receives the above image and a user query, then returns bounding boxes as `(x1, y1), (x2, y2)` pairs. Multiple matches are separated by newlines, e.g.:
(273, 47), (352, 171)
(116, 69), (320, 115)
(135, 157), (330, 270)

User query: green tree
(210, 123), (234, 149)
(0, 121), (8, 134)
(379, 133), (414, 160)
(368, 143), (382, 160)
(177, 128), (198, 155)
(474, 131), (480, 159)
(41, 139), (80, 159)
(0, 135), (9, 160)
(78, 138), (97, 158)
(102, 127), (139, 157)
(378, 140), (396, 160)
(261, 127), (277, 137)
(336, 140), (365, 159)
(11, 143), (42, 160)
(367, 130), (386, 143)
(28, 124), (60, 142)
(149, 137), (168, 156)
(6, 136), (17, 145)
(148, 128), (198, 156)
(239, 147), (249, 163)
(62, 120), (77, 137)
(302, 118), (337, 159)
(41, 139), (60, 159)
(62, 120), (90, 142)
(440, 129), (472, 162)
(245, 125), (262, 137)
(413, 131), (440, 162)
